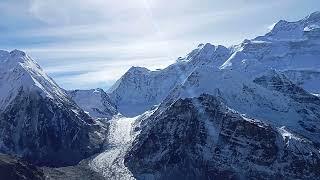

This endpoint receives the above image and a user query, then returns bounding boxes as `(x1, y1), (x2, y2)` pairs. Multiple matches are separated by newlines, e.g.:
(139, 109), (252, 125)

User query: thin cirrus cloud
(0, 0), (319, 89)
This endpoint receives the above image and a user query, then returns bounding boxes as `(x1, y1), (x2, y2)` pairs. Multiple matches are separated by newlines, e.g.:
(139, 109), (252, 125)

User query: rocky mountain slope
(155, 67), (320, 144)
(283, 70), (320, 95)
(125, 94), (320, 180)
(0, 50), (105, 166)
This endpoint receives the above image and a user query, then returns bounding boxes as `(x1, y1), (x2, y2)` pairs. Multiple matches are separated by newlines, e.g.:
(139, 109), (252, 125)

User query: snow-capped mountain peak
(179, 43), (229, 64)
(128, 66), (150, 73)
(1, 49), (35, 65)
(68, 88), (118, 119)
(255, 11), (320, 41)
(10, 49), (27, 58)
(304, 11), (320, 23)
(108, 43), (231, 116)
(0, 50), (105, 166)
(0, 50), (68, 111)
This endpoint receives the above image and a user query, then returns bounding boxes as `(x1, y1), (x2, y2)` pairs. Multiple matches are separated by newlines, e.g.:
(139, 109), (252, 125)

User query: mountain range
(0, 11), (320, 180)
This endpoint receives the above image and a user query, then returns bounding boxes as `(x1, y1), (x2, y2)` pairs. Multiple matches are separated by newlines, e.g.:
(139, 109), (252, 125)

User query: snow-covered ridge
(255, 11), (320, 41)
(0, 50), (70, 111)
(68, 88), (118, 119)
(108, 43), (231, 116)
(219, 12), (320, 94)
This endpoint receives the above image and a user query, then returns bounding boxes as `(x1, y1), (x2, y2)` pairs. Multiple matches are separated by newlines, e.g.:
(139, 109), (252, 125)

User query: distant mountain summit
(256, 11), (320, 41)
(68, 88), (118, 119)
(0, 50), (105, 166)
(108, 43), (231, 116)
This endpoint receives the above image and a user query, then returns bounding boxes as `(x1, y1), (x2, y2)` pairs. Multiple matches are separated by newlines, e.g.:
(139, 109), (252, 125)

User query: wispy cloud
(1, 0), (319, 89)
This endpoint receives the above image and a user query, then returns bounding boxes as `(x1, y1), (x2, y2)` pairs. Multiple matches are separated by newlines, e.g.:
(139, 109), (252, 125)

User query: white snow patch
(304, 24), (320, 32)
(278, 126), (302, 142)
(312, 93), (320, 97)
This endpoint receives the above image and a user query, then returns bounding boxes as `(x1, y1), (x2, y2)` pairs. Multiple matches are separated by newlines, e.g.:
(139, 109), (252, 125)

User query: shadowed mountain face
(0, 89), (104, 166)
(125, 94), (320, 180)
(0, 153), (44, 180)
(253, 70), (320, 140)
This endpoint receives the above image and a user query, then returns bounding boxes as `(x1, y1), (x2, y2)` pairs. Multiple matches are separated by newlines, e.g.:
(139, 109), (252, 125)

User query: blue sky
(0, 0), (319, 90)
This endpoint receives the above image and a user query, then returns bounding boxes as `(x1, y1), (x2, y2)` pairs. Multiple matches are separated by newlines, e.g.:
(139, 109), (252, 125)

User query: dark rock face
(42, 160), (105, 180)
(253, 70), (320, 104)
(0, 153), (44, 180)
(124, 94), (320, 180)
(0, 89), (105, 167)
(253, 70), (320, 141)
(283, 70), (320, 92)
